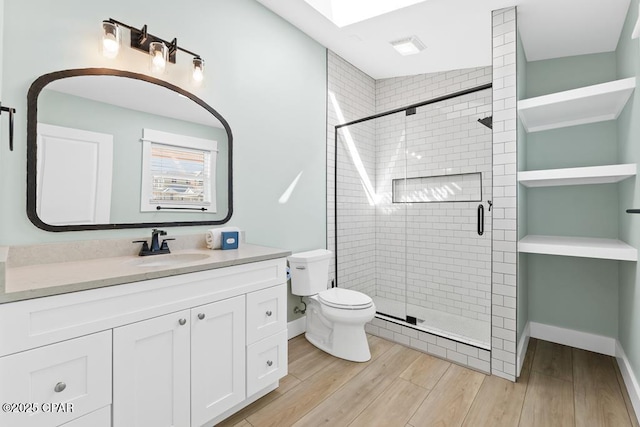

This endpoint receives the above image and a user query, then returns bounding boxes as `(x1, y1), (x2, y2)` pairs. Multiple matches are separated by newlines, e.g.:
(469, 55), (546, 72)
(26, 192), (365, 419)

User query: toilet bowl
(288, 249), (375, 362)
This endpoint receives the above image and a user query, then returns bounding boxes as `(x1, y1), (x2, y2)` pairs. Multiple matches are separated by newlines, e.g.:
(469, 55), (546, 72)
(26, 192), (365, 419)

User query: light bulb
(102, 35), (119, 58)
(193, 67), (203, 82)
(153, 51), (166, 68)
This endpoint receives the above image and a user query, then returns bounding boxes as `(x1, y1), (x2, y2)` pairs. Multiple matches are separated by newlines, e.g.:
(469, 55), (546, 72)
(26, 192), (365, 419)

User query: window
(141, 129), (217, 213)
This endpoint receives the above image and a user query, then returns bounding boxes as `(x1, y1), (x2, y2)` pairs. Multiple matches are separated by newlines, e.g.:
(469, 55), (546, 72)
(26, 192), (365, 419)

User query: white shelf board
(518, 235), (637, 261)
(518, 78), (636, 132)
(518, 164), (636, 188)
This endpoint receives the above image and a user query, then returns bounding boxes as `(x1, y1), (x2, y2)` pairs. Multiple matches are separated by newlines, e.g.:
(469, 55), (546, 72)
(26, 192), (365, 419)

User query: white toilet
(288, 249), (376, 362)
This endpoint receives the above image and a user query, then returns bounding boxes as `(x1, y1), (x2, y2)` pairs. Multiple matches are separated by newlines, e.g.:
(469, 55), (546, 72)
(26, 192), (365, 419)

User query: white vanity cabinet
(0, 256), (289, 427)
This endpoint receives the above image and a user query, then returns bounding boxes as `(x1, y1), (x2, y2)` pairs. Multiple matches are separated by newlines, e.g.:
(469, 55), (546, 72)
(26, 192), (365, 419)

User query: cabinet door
(191, 295), (245, 426)
(0, 331), (111, 427)
(113, 310), (190, 427)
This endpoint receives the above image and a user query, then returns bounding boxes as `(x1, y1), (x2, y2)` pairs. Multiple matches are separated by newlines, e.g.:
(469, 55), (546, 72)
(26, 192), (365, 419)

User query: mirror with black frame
(26, 68), (233, 231)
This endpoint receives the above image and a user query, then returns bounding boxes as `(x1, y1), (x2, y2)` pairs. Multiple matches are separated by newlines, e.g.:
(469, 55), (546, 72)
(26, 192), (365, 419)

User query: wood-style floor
(217, 335), (640, 427)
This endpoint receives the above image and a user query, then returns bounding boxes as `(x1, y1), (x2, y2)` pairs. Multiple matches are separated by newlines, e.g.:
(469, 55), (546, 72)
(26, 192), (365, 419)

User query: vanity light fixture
(101, 18), (205, 82)
(390, 36), (426, 56)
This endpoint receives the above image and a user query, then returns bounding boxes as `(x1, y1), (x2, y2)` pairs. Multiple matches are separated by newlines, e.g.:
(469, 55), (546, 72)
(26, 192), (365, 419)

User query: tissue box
(221, 231), (239, 250)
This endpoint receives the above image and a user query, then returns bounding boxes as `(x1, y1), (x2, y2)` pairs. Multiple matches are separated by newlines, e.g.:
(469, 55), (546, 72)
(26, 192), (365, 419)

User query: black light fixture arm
(0, 102), (16, 151)
(105, 18), (201, 62)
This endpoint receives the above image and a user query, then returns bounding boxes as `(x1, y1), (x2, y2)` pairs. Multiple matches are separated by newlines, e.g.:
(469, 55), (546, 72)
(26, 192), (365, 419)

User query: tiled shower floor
(372, 295), (491, 349)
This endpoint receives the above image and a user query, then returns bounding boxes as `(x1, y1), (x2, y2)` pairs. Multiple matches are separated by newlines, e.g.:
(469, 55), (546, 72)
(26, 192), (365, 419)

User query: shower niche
(334, 85), (493, 349)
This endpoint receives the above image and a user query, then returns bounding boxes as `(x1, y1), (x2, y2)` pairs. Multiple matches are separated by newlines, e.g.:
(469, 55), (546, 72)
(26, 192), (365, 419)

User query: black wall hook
(0, 102), (16, 151)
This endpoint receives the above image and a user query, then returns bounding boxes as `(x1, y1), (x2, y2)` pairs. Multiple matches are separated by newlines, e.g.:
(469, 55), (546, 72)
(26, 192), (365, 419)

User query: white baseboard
(516, 322), (530, 378)
(288, 316), (306, 339)
(529, 321), (616, 356)
(616, 341), (640, 422)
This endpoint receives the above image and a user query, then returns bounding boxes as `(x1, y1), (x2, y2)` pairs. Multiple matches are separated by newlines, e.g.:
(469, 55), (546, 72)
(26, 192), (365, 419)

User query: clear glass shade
(149, 41), (168, 74)
(192, 57), (205, 84)
(101, 21), (121, 59)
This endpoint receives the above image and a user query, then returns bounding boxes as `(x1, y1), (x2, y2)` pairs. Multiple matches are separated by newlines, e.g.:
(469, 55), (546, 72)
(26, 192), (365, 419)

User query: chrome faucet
(133, 229), (174, 256)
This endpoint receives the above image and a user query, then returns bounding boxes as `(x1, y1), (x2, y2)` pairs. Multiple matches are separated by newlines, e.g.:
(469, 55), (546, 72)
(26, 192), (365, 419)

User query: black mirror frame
(26, 68), (233, 232)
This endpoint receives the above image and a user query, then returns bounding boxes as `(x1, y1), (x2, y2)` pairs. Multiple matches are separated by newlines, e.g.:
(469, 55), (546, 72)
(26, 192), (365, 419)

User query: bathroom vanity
(0, 242), (290, 427)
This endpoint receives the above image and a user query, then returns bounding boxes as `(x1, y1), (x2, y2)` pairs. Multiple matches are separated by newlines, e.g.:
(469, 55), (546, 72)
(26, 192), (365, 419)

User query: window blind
(150, 143), (211, 206)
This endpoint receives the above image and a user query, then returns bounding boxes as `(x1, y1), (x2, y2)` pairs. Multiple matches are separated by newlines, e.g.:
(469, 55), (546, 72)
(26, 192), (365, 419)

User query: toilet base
(304, 297), (374, 363)
(305, 326), (371, 362)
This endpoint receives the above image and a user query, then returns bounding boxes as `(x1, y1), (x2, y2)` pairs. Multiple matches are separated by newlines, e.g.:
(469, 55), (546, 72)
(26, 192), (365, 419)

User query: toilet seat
(318, 288), (373, 310)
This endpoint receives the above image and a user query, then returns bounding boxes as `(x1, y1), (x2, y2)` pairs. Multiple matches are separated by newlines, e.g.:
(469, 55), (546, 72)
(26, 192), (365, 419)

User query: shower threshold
(372, 296), (490, 350)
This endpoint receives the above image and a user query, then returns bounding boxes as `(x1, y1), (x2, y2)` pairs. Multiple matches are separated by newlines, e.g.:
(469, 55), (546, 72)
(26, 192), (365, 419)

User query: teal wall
(0, 0), (327, 253)
(617, 0), (640, 384)
(523, 52), (621, 338)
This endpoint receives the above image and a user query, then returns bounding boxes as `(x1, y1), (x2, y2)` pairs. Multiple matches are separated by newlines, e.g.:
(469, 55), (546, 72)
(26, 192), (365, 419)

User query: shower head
(477, 116), (492, 129)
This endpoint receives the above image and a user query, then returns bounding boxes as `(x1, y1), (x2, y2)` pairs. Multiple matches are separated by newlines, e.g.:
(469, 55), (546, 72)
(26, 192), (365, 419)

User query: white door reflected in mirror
(37, 123), (113, 225)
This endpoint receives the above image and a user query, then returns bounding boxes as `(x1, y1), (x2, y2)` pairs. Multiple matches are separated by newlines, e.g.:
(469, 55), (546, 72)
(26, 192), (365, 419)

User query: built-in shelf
(518, 78), (636, 132)
(518, 235), (637, 261)
(518, 164), (637, 188)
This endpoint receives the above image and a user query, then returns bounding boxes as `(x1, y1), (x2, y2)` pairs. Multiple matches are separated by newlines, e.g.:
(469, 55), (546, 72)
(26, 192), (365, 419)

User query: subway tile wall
(376, 67), (492, 112)
(327, 51), (376, 296)
(491, 7), (518, 381)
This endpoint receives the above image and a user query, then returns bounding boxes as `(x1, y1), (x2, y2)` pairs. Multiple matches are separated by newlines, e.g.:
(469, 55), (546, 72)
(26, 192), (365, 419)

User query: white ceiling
(47, 76), (223, 128)
(255, 0), (631, 79)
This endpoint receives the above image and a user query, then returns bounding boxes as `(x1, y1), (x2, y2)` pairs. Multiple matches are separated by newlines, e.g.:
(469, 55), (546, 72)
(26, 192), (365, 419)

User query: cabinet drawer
(246, 330), (288, 396)
(0, 331), (112, 427)
(246, 284), (286, 344)
(60, 406), (110, 427)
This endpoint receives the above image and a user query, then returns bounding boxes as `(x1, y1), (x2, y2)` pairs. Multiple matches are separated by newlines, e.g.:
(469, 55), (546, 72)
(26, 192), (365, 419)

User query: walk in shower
(334, 85), (493, 349)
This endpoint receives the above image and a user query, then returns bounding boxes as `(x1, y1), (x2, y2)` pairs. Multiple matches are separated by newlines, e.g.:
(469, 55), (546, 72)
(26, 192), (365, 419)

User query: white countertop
(1, 244), (290, 304)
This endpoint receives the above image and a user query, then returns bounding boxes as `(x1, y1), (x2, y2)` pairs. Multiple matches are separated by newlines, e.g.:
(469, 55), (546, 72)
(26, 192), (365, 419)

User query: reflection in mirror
(27, 69), (232, 231)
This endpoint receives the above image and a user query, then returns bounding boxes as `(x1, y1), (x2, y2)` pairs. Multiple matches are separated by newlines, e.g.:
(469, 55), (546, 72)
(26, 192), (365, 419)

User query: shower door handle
(477, 204), (484, 236)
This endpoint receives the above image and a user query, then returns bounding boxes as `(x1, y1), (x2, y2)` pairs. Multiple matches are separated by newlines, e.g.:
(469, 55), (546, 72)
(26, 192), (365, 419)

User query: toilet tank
(287, 249), (332, 296)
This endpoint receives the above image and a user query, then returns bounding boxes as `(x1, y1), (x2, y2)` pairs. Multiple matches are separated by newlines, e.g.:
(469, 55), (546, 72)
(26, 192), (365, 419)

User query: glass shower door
(401, 88), (493, 348)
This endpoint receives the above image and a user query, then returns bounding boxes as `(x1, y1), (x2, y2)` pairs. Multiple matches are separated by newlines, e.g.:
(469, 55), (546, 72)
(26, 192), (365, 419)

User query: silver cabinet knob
(178, 318), (187, 326)
(198, 313), (205, 320)
(266, 360), (273, 367)
(266, 310), (273, 317)
(54, 382), (66, 393)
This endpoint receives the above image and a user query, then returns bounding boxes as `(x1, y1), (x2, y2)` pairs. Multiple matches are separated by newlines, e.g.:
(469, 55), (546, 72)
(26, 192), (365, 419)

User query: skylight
(304, 0), (429, 27)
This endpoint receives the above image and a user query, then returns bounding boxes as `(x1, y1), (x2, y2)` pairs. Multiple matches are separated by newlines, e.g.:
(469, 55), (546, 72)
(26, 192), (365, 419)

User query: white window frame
(140, 128), (218, 213)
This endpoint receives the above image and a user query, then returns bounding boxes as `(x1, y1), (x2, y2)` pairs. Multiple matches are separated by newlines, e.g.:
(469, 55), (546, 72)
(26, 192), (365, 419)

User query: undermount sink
(125, 253), (211, 268)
